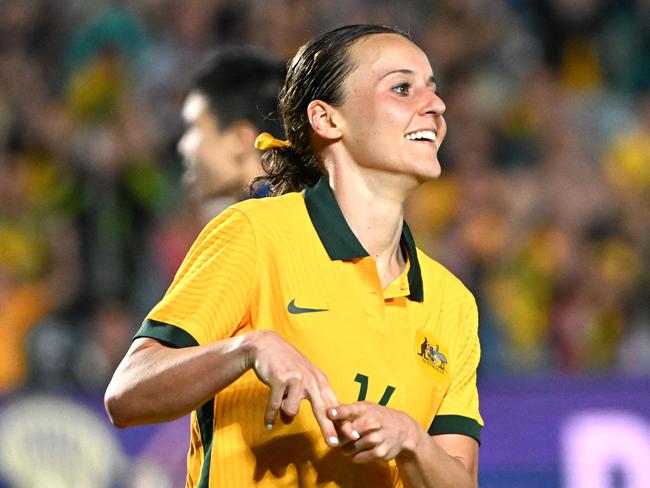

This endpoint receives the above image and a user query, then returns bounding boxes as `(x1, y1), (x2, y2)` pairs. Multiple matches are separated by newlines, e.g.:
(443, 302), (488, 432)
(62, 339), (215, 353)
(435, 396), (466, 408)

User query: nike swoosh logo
(287, 299), (329, 314)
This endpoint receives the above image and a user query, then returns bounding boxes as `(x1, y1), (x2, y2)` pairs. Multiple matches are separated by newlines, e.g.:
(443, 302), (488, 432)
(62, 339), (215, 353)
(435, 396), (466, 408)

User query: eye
(392, 83), (411, 96)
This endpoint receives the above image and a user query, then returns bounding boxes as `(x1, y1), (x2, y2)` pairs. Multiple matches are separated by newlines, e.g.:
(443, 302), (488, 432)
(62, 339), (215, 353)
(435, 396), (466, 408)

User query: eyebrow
(380, 69), (438, 88)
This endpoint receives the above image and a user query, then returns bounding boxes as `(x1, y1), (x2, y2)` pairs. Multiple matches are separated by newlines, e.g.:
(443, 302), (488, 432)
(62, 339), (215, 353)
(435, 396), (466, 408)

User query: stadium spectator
(177, 46), (286, 222)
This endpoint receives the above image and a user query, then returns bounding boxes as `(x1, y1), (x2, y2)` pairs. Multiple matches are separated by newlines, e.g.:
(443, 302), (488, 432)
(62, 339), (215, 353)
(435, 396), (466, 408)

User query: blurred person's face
(178, 91), (246, 200)
(328, 34), (447, 186)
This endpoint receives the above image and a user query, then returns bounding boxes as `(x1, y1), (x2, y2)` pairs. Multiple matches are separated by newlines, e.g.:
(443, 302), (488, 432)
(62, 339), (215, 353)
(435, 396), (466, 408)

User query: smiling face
(332, 33), (447, 184)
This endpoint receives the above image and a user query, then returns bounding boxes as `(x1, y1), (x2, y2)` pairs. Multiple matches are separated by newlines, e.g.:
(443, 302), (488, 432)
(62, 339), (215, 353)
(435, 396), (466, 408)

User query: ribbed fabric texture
(143, 191), (482, 487)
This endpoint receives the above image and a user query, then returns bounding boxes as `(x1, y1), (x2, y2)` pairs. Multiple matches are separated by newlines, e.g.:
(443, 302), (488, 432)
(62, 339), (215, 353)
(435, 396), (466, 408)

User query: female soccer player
(105, 24), (483, 487)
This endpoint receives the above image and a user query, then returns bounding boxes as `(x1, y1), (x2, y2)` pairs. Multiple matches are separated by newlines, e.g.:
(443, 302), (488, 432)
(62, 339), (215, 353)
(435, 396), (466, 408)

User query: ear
(227, 121), (259, 157)
(307, 100), (342, 141)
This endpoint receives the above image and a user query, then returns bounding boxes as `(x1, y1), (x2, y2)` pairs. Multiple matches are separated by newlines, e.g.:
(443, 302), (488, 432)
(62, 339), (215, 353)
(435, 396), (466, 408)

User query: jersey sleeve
(429, 294), (484, 444)
(135, 207), (257, 347)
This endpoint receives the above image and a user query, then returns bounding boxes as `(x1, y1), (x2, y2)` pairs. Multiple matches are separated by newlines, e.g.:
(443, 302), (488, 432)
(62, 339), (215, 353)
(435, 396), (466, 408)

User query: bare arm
(397, 430), (478, 488)
(104, 331), (342, 446)
(329, 403), (478, 488)
(104, 336), (250, 427)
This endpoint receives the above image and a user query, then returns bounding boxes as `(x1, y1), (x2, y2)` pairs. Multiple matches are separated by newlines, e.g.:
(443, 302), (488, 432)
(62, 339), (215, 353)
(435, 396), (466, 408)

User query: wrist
(399, 412), (424, 456)
(238, 331), (256, 370)
(238, 330), (267, 370)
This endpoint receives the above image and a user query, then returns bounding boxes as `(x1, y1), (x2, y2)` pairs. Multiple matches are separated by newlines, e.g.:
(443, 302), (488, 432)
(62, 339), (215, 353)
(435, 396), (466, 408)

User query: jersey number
(354, 373), (395, 406)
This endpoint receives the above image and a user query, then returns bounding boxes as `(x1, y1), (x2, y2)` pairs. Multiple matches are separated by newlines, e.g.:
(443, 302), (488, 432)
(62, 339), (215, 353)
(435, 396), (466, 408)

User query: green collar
(304, 177), (423, 302)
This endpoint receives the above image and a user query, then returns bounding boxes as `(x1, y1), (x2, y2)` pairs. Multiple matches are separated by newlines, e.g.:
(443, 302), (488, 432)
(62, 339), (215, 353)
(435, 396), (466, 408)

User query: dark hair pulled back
(256, 24), (410, 196)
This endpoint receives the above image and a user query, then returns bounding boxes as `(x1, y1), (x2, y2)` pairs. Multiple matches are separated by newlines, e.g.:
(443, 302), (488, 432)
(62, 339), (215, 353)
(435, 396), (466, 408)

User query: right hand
(244, 330), (342, 447)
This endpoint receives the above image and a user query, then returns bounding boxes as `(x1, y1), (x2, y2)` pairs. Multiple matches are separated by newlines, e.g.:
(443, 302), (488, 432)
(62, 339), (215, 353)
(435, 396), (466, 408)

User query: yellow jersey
(136, 177), (483, 487)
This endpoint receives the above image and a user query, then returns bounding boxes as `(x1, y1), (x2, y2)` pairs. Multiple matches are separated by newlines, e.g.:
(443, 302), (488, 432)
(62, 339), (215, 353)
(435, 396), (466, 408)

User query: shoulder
(415, 249), (480, 358)
(198, 192), (310, 255)
(199, 192), (303, 234)
(416, 248), (476, 307)
(228, 192), (305, 224)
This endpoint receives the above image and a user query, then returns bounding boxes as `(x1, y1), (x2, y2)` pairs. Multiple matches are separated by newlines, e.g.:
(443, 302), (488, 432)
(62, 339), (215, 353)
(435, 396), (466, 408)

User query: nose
(420, 88), (447, 145)
(422, 89), (446, 117)
(177, 132), (189, 159)
(177, 129), (199, 167)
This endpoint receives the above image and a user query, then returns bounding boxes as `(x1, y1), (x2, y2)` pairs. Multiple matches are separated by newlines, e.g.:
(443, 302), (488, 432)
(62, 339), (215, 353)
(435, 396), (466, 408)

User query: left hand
(327, 401), (419, 463)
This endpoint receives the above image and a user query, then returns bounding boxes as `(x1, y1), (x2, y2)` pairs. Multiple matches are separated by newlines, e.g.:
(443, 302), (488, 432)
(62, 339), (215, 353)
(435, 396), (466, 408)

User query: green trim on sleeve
(134, 319), (199, 348)
(135, 319), (214, 485)
(196, 398), (214, 488)
(428, 415), (482, 445)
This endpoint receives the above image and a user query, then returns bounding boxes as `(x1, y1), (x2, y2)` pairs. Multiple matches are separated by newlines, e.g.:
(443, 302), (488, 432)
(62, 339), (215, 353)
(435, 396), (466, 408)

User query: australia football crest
(418, 338), (448, 372)
(414, 331), (451, 385)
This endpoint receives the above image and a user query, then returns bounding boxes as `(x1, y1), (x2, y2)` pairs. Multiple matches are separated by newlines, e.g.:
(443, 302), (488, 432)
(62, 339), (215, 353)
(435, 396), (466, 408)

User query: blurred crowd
(0, 0), (648, 397)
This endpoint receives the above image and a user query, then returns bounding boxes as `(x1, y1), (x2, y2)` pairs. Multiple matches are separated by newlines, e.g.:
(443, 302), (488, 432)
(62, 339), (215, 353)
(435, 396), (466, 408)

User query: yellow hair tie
(255, 132), (290, 150)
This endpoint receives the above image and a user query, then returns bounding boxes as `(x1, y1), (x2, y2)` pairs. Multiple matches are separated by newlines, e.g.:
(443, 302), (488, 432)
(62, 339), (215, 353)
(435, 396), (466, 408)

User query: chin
(430, 166), (442, 179)
(415, 163), (442, 181)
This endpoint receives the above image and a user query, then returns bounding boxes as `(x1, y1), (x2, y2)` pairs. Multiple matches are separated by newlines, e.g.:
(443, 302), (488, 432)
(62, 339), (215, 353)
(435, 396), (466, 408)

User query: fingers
(331, 402), (406, 463)
(335, 420), (361, 443)
(351, 443), (394, 463)
(280, 376), (303, 418)
(264, 369), (341, 449)
(264, 383), (286, 429)
(329, 402), (363, 422)
(308, 384), (341, 447)
(328, 407), (360, 443)
(267, 373), (308, 427)
(251, 331), (342, 446)
(320, 382), (340, 410)
(341, 430), (381, 453)
(329, 402), (376, 440)
(340, 430), (395, 463)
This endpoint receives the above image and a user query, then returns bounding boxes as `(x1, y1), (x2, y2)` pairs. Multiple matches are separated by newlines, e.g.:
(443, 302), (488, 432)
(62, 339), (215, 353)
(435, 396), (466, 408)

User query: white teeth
(405, 130), (436, 142)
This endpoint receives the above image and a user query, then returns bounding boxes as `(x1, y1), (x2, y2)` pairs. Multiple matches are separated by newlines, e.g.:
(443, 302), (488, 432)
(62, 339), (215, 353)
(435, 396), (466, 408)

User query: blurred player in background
(178, 47), (286, 221)
(106, 24), (482, 487)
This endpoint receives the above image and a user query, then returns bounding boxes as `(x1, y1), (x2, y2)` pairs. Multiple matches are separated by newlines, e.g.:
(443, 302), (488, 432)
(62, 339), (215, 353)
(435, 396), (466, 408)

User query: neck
(327, 166), (411, 286)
